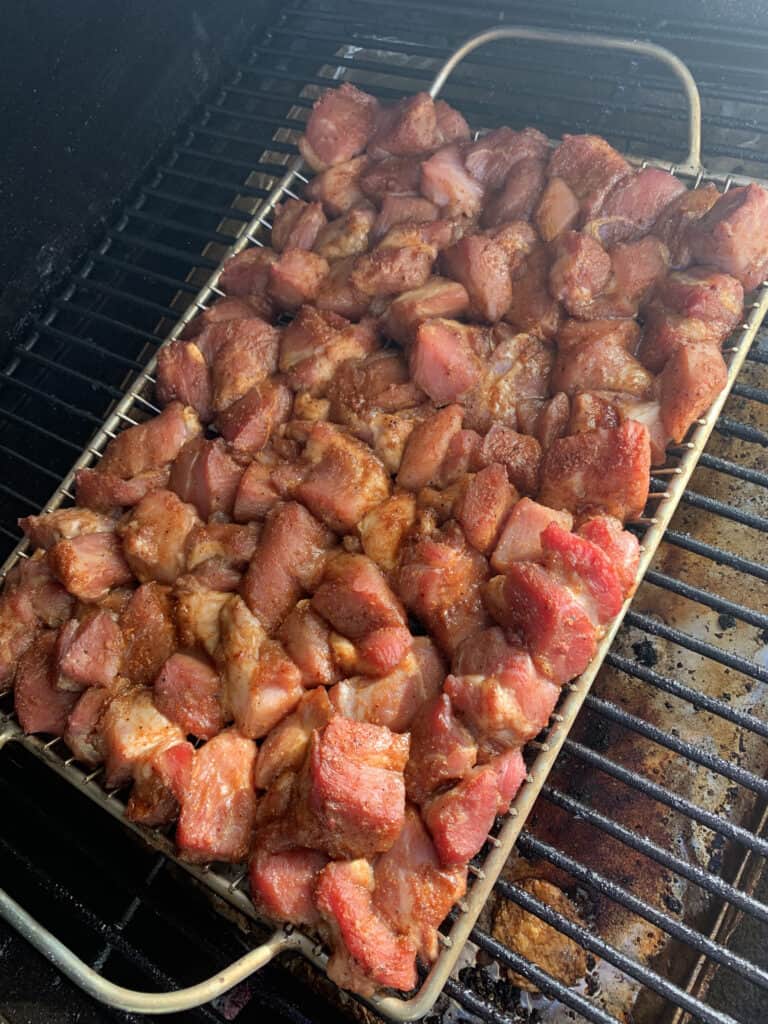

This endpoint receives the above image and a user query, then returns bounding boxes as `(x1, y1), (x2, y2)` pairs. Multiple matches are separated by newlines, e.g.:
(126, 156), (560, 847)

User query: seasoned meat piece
(56, 609), (123, 690)
(126, 739), (194, 827)
(652, 182), (719, 268)
(305, 155), (370, 216)
(359, 155), (423, 202)
(491, 498), (572, 572)
(15, 631), (79, 734)
(368, 408), (429, 475)
(118, 490), (199, 585)
(100, 685), (184, 788)
(463, 327), (553, 434)
(48, 532), (132, 602)
(372, 196), (439, 243)
(276, 600), (338, 688)
(241, 501), (333, 632)
(486, 220), (538, 269)
(327, 349), (423, 433)
(505, 244), (562, 339)
(98, 402), (201, 480)
(541, 523), (624, 627)
(219, 246), (278, 297)
(330, 638), (443, 732)
(396, 404), (463, 490)
(534, 177), (580, 241)
(464, 126), (548, 190)
(534, 392), (570, 450)
(206, 319), (280, 413)
(250, 847), (329, 926)
(482, 156), (547, 228)
(586, 166), (686, 245)
(119, 582), (176, 687)
(0, 558), (70, 684)
(280, 306), (378, 395)
(64, 686), (112, 766)
(154, 652), (224, 740)
(381, 277), (470, 345)
(268, 249), (329, 310)
(368, 91), (437, 159)
(538, 420), (651, 523)
(548, 134), (631, 219)
(177, 728), (258, 863)
(350, 245), (434, 298)
(434, 98), (471, 145)
(454, 464), (517, 555)
(155, 341), (212, 423)
(169, 437), (243, 520)
(20, 507), (116, 551)
(357, 493), (417, 572)
(271, 199), (326, 252)
(480, 424), (541, 496)
(315, 256), (371, 320)
(174, 577), (230, 657)
(658, 341), (728, 443)
(577, 235), (668, 320)
(217, 380), (292, 455)
(420, 144), (484, 218)
(184, 522), (260, 576)
(316, 859), (417, 996)
(312, 553), (411, 677)
(548, 231), (612, 314)
(313, 205), (375, 261)
(410, 318), (484, 405)
(437, 429), (485, 488)
(578, 515), (640, 597)
(299, 82), (379, 171)
(254, 688), (333, 791)
(552, 321), (653, 398)
(690, 183), (768, 290)
(404, 694), (477, 805)
(441, 235), (512, 323)
(181, 295), (273, 340)
(232, 458), (284, 523)
(374, 805), (467, 962)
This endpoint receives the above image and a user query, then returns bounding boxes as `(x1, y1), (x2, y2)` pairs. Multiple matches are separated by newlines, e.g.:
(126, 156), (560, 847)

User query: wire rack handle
(428, 26), (703, 175)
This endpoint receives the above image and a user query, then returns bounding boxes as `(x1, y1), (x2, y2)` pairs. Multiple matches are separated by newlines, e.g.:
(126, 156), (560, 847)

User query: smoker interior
(1, 2), (767, 1023)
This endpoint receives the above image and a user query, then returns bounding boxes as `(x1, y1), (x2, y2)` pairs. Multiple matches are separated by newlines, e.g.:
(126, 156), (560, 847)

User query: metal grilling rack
(0, 20), (767, 1024)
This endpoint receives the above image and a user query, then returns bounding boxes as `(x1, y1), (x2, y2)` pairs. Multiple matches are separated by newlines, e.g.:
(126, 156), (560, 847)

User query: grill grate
(1, 3), (767, 1023)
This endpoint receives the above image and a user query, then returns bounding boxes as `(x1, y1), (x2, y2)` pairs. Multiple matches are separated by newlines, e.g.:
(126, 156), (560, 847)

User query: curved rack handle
(0, 885), (307, 1015)
(428, 27), (702, 176)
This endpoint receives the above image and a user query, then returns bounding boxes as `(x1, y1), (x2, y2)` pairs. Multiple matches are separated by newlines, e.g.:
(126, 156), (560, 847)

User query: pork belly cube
(435, 99), (471, 145)
(293, 422), (391, 534)
(658, 341), (728, 444)
(219, 246), (278, 297)
(305, 155), (370, 216)
(577, 515), (640, 598)
(591, 166), (686, 243)
(446, 665), (559, 750)
(48, 532), (133, 603)
(250, 847), (328, 926)
(120, 582), (177, 687)
(292, 717), (409, 859)
(155, 341), (212, 423)
(492, 747), (527, 812)
(253, 687), (333, 790)
(580, 235), (669, 319)
(373, 195), (439, 243)
(75, 466), (171, 514)
(316, 859), (418, 996)
(329, 638), (443, 732)
(216, 380), (291, 456)
(268, 249), (329, 310)
(241, 501), (333, 633)
(637, 311), (714, 375)
(174, 577), (229, 658)
(1, 557), (74, 656)
(540, 523), (624, 627)
(397, 527), (490, 656)
(64, 686), (112, 766)
(118, 490), (199, 586)
(652, 182), (719, 268)
(277, 601), (338, 688)
(271, 199), (326, 252)
(154, 652), (224, 740)
(487, 563), (597, 685)
(299, 82), (379, 171)
(368, 91), (437, 159)
(369, 408), (429, 476)
(184, 522), (260, 574)
(690, 183), (768, 290)
(359, 155), (423, 202)
(440, 235), (511, 323)
(480, 424), (541, 497)
(374, 805), (467, 963)
(327, 349), (424, 441)
(403, 694), (476, 805)
(19, 508), (116, 552)
(549, 230), (612, 315)
(233, 459), (284, 523)
(464, 126), (548, 190)
(315, 256), (371, 320)
(454, 464), (517, 555)
(176, 728), (257, 863)
(358, 493), (416, 572)
(533, 177), (580, 241)
(98, 402), (201, 480)
(56, 609), (123, 689)
(314, 205), (375, 261)
(420, 144), (485, 218)
(547, 133), (631, 219)
(410, 318), (484, 405)
(505, 245), (562, 339)
(539, 420), (651, 523)
(311, 553), (411, 677)
(434, 428), (484, 488)
(279, 305), (377, 395)
(169, 438), (243, 521)
(381, 277), (469, 345)
(491, 497), (573, 572)
(534, 392), (570, 450)
(552, 324), (654, 399)
(100, 685), (184, 788)
(350, 245), (435, 299)
(15, 631), (79, 734)
(0, 584), (41, 686)
(484, 158), (547, 227)
(126, 739), (194, 827)
(207, 319), (281, 413)
(218, 595), (303, 738)
(181, 295), (273, 340)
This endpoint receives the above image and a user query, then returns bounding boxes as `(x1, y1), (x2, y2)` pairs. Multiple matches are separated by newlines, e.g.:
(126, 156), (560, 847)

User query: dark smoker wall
(0, 0), (272, 349)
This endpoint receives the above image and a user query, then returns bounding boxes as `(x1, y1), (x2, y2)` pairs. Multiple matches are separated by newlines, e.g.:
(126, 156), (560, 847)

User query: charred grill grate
(1, 4), (767, 1023)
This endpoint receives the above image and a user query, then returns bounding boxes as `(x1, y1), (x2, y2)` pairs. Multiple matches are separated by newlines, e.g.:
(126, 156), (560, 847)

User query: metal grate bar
(12, 349), (126, 401)
(731, 382), (768, 403)
(697, 451), (768, 488)
(0, 445), (63, 482)
(643, 569), (768, 629)
(73, 277), (180, 318)
(0, 408), (85, 452)
(663, 529), (768, 582)
(32, 322), (147, 371)
(175, 144), (293, 176)
(54, 299), (164, 343)
(141, 185), (254, 222)
(105, 230), (220, 270)
(126, 208), (239, 246)
(0, 483), (39, 510)
(678, 488), (768, 531)
(153, 163), (273, 198)
(90, 254), (198, 293)
(0, 373), (103, 424)
(715, 415), (768, 446)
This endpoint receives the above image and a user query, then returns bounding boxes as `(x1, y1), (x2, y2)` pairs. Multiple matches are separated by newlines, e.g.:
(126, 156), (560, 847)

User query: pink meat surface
(154, 652), (224, 740)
